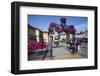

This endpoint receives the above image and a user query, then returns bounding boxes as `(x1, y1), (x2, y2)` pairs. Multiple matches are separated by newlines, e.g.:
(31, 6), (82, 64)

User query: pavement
(49, 42), (85, 60)
(78, 43), (88, 58)
(28, 42), (88, 61)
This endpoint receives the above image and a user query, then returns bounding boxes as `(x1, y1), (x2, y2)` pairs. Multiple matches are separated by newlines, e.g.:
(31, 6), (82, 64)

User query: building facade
(28, 24), (44, 42)
(42, 31), (49, 43)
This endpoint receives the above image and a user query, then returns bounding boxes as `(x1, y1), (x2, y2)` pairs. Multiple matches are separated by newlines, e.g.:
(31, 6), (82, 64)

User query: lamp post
(60, 17), (70, 43)
(69, 25), (76, 53)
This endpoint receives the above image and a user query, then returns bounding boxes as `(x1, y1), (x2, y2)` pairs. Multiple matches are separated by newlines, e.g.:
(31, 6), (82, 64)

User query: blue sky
(28, 15), (88, 33)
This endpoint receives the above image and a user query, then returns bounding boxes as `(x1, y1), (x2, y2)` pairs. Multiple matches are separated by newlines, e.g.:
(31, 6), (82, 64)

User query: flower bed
(28, 41), (47, 53)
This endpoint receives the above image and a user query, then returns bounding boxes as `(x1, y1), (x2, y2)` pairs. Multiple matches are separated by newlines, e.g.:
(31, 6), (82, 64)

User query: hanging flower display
(60, 17), (66, 24)
(48, 22), (56, 33)
(49, 22), (56, 27)
(62, 25), (69, 33)
(55, 26), (61, 33)
(69, 25), (76, 34)
(48, 17), (76, 37)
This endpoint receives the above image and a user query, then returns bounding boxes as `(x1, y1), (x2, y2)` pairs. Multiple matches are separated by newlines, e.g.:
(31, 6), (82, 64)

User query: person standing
(42, 36), (53, 60)
(76, 38), (81, 52)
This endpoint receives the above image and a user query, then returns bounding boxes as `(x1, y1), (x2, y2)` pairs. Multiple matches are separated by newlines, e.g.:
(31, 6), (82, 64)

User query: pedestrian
(69, 39), (72, 49)
(42, 36), (53, 60)
(76, 38), (81, 51)
(71, 33), (76, 54)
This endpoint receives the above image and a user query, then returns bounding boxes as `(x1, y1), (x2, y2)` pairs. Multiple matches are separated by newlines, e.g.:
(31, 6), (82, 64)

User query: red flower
(28, 41), (47, 52)
(50, 22), (56, 27)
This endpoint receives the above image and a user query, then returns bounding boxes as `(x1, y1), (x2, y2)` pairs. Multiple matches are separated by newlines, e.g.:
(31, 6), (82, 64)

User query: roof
(28, 24), (41, 31)
(42, 31), (48, 33)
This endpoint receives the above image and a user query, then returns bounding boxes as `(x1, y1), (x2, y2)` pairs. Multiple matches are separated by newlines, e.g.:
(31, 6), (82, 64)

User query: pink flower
(28, 41), (47, 52)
